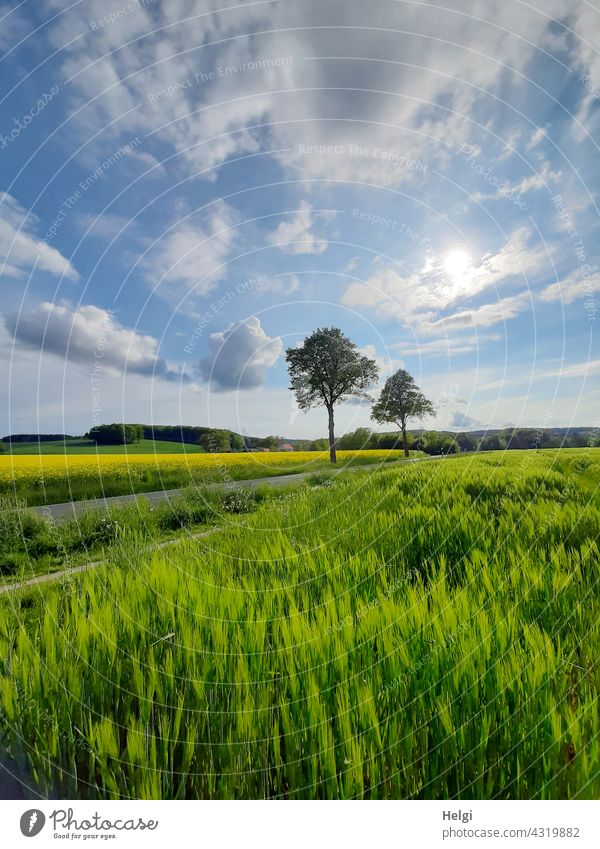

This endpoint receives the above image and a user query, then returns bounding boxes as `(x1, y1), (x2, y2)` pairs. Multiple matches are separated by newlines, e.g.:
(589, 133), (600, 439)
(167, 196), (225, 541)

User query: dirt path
(0, 527), (221, 596)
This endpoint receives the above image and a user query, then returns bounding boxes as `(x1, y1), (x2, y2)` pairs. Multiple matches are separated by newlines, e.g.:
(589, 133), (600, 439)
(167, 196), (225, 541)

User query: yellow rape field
(0, 450), (404, 506)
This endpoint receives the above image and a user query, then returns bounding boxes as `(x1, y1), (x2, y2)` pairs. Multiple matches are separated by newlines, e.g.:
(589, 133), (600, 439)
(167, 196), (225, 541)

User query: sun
(444, 249), (471, 277)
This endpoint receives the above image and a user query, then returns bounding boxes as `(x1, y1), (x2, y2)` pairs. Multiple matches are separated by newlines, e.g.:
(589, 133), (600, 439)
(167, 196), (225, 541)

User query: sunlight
(444, 249), (471, 277)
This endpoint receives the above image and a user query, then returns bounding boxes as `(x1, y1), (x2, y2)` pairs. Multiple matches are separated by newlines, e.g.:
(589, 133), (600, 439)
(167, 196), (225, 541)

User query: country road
(0, 455), (447, 596)
(24, 456), (439, 523)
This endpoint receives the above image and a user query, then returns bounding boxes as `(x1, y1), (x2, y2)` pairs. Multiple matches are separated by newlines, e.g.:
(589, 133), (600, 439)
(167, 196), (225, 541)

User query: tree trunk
(327, 404), (337, 463)
(401, 421), (409, 457)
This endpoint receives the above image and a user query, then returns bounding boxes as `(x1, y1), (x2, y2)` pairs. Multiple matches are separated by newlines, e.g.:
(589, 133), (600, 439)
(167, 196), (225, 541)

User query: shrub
(220, 489), (256, 514)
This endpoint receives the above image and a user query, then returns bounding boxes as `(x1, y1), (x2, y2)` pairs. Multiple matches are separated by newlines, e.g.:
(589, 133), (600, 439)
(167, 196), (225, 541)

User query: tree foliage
(87, 423), (144, 445)
(337, 427), (377, 450)
(285, 327), (378, 463)
(199, 430), (232, 452)
(371, 369), (435, 456)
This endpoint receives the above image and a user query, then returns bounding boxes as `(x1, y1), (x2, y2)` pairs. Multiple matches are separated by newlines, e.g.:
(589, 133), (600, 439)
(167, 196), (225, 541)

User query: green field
(0, 449), (598, 799)
(3, 438), (206, 455)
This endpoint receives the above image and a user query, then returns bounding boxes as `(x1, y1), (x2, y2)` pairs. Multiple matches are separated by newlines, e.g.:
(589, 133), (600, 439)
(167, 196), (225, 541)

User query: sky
(0, 0), (599, 438)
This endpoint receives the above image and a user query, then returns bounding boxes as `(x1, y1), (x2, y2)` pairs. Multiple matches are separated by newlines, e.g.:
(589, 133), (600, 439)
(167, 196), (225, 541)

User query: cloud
(450, 411), (483, 429)
(0, 2), (27, 51)
(474, 160), (562, 201)
(77, 212), (137, 240)
(199, 316), (282, 390)
(145, 204), (237, 299)
(422, 293), (530, 332)
(47, 0), (570, 184)
(341, 227), (543, 329)
(254, 274), (301, 296)
(0, 193), (79, 281)
(392, 335), (500, 356)
(358, 343), (403, 381)
(46, 1), (280, 176)
(539, 269), (600, 304)
(268, 202), (334, 255)
(265, 0), (569, 184)
(4, 301), (186, 382)
(543, 359), (600, 379)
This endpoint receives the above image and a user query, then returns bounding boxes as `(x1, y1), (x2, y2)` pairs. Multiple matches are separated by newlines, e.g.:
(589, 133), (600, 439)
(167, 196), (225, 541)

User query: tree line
(0, 433), (76, 443)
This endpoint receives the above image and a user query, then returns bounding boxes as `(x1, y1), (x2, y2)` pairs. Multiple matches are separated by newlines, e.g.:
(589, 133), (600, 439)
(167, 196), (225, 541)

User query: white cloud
(199, 316), (282, 390)
(47, 1), (281, 176)
(45, 0), (572, 184)
(527, 127), (548, 149)
(450, 411), (484, 429)
(474, 160), (561, 200)
(543, 359), (600, 379)
(539, 269), (600, 304)
(268, 202), (334, 255)
(392, 335), (499, 356)
(78, 212), (137, 240)
(0, 193), (78, 281)
(145, 204), (237, 299)
(421, 293), (530, 332)
(341, 227), (544, 329)
(358, 343), (403, 377)
(254, 274), (301, 296)
(3, 301), (186, 382)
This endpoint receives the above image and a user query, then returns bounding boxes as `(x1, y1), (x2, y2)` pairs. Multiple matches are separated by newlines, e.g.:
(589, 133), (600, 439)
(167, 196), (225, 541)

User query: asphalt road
(26, 457), (431, 523)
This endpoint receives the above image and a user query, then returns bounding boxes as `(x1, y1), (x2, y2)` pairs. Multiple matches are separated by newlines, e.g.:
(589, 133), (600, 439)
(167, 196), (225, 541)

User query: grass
(3, 439), (207, 455)
(0, 449), (416, 507)
(0, 449), (598, 799)
(0, 481), (313, 585)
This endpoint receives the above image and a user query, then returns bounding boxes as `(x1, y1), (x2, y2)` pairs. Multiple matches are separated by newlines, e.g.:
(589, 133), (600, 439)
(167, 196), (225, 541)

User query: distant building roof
(280, 443), (295, 451)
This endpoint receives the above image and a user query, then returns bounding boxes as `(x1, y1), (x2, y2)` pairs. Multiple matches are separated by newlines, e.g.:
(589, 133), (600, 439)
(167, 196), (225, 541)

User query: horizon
(1, 421), (597, 443)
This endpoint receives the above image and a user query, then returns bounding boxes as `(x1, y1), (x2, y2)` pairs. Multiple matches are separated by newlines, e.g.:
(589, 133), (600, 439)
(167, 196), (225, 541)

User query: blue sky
(0, 0), (598, 438)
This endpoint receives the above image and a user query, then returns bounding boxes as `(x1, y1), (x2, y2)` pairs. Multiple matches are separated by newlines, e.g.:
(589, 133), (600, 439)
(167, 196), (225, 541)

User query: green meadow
(0, 450), (598, 799)
(3, 439), (207, 455)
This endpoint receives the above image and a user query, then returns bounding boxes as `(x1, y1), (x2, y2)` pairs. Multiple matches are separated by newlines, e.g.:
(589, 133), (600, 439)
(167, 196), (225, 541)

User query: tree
(256, 436), (280, 450)
(338, 427), (375, 450)
(455, 432), (476, 452)
(230, 433), (245, 452)
(88, 423), (142, 445)
(371, 369), (435, 457)
(420, 431), (457, 455)
(375, 432), (404, 450)
(285, 327), (378, 463)
(478, 433), (502, 451)
(200, 430), (231, 453)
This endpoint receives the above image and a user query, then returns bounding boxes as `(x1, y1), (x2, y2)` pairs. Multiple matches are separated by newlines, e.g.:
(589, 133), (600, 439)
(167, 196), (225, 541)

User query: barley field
(0, 449), (407, 507)
(0, 449), (598, 799)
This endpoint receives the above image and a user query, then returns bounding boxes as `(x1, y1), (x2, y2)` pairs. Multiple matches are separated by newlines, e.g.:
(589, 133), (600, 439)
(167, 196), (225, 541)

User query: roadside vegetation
(0, 477), (334, 584)
(0, 449), (598, 799)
